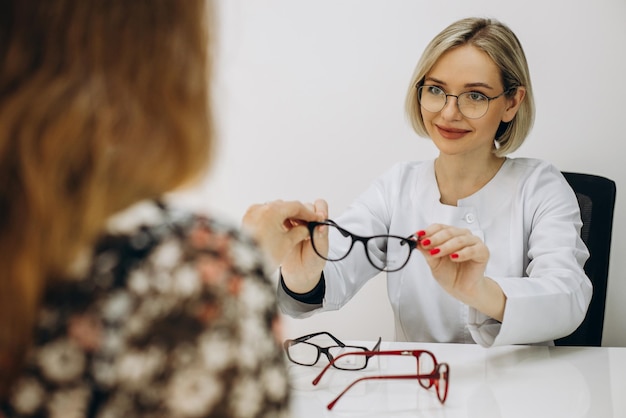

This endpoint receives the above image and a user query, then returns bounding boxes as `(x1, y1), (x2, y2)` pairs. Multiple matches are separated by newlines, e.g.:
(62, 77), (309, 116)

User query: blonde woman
(277, 17), (591, 347)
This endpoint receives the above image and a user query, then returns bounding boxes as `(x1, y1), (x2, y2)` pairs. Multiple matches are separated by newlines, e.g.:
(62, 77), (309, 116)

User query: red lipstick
(436, 125), (470, 140)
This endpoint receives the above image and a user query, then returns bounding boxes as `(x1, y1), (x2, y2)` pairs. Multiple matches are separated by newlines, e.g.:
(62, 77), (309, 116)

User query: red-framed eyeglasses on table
(311, 349), (450, 410)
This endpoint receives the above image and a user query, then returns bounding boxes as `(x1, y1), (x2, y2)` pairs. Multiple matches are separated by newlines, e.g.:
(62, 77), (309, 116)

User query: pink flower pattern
(2, 202), (290, 418)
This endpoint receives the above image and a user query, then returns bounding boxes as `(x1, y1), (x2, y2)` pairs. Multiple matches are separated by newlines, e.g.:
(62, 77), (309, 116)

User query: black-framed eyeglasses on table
(307, 220), (419, 272)
(311, 349), (450, 410)
(284, 331), (382, 370)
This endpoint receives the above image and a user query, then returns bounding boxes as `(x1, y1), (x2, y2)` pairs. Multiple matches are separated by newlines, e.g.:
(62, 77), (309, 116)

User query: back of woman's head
(405, 17), (535, 156)
(0, 0), (211, 396)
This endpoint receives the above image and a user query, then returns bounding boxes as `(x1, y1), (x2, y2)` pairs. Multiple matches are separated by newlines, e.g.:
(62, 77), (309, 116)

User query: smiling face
(421, 44), (524, 159)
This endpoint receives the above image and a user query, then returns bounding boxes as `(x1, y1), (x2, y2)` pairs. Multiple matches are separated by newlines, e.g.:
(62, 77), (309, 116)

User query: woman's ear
(502, 86), (526, 123)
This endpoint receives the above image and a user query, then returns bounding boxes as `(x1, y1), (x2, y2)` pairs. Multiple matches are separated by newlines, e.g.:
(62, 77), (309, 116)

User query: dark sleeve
(279, 271), (325, 304)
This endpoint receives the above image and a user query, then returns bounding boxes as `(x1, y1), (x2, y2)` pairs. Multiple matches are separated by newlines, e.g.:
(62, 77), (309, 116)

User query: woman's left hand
(417, 224), (505, 321)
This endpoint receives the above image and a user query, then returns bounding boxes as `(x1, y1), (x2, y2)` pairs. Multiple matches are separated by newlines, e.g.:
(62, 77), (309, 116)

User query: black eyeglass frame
(307, 220), (419, 273)
(283, 331), (382, 370)
(416, 84), (515, 119)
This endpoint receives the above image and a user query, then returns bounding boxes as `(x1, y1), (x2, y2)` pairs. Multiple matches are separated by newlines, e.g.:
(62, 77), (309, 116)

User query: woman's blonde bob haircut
(405, 17), (535, 157)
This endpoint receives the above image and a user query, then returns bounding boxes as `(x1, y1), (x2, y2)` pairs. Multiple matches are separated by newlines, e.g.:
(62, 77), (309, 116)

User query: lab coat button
(464, 213), (475, 223)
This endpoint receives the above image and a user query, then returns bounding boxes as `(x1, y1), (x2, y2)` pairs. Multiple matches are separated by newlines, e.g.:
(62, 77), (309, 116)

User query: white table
(287, 341), (626, 417)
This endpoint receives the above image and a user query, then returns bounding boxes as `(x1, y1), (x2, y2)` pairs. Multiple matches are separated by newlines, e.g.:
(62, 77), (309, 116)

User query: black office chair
(554, 172), (616, 346)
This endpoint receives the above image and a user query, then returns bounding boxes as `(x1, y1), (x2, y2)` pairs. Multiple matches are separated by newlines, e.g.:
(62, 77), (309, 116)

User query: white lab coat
(278, 158), (592, 347)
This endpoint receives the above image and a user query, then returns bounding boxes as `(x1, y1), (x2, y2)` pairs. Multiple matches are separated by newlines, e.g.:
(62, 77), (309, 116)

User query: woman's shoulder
(502, 157), (575, 201)
(40, 200), (272, 339)
(102, 200), (264, 273)
(356, 161), (435, 205)
(388, 160), (432, 172)
(505, 157), (562, 176)
(6, 201), (286, 417)
(376, 160), (434, 184)
(90, 201), (272, 310)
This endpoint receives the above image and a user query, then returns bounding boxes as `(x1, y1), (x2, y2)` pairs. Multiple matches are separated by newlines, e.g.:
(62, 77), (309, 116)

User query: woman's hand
(417, 224), (506, 321)
(242, 199), (328, 293)
(279, 199), (329, 294)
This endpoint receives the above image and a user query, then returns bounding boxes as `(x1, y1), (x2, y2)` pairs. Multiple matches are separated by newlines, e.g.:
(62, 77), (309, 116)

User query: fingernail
(416, 230), (426, 237)
(429, 248), (440, 256)
(422, 239), (431, 246)
(450, 253), (459, 259)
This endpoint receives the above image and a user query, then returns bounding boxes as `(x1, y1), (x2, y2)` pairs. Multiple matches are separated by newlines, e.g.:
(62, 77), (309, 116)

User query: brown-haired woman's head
(0, 0), (212, 396)
(405, 17), (535, 156)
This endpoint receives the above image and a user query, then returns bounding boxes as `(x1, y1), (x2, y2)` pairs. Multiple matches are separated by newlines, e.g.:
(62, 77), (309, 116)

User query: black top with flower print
(1, 202), (290, 418)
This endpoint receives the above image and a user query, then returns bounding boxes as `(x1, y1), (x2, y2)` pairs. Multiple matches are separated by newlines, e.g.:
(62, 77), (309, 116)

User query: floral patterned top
(1, 201), (290, 418)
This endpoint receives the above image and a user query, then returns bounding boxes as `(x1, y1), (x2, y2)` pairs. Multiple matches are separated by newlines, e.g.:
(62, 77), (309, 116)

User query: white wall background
(174, 0), (626, 346)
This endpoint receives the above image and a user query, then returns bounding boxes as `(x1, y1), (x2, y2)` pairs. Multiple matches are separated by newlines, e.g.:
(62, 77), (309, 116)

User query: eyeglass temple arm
(326, 373), (443, 410)
(366, 337), (382, 359)
(310, 219), (354, 240)
(289, 331), (346, 347)
(346, 337), (382, 360)
(312, 349), (428, 385)
(308, 219), (339, 230)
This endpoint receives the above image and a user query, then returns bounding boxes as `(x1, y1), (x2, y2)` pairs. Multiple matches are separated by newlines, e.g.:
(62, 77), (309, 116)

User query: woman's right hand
(279, 198), (329, 294)
(242, 199), (329, 293)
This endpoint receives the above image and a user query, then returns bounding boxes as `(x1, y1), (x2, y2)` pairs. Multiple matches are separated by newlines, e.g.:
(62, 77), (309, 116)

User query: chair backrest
(555, 172), (616, 346)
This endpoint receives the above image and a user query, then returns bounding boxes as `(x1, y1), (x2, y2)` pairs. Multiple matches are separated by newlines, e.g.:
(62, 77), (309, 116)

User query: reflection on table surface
(287, 340), (626, 418)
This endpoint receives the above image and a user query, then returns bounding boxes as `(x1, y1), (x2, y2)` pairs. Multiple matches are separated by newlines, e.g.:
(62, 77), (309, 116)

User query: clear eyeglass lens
(328, 346), (367, 370)
(365, 236), (387, 270)
(313, 222), (353, 261)
(457, 93), (488, 118)
(287, 342), (319, 366)
(418, 352), (436, 374)
(366, 236), (412, 272)
(418, 352), (436, 388)
(436, 364), (449, 402)
(418, 86), (445, 113)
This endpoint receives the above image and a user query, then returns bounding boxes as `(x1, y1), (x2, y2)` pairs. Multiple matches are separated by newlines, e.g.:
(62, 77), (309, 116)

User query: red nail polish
(422, 239), (431, 246)
(417, 230), (426, 237)
(429, 248), (440, 255)
(450, 253), (459, 259)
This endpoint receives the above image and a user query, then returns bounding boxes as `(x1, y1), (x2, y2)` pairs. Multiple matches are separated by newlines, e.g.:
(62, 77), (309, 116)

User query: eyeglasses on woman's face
(417, 84), (513, 119)
(284, 331), (382, 370)
(312, 349), (450, 410)
(307, 220), (418, 272)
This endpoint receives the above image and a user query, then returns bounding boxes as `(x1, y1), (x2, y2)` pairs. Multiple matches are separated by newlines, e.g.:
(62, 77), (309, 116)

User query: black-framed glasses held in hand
(307, 220), (419, 272)
(284, 331), (382, 370)
(312, 349), (450, 410)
